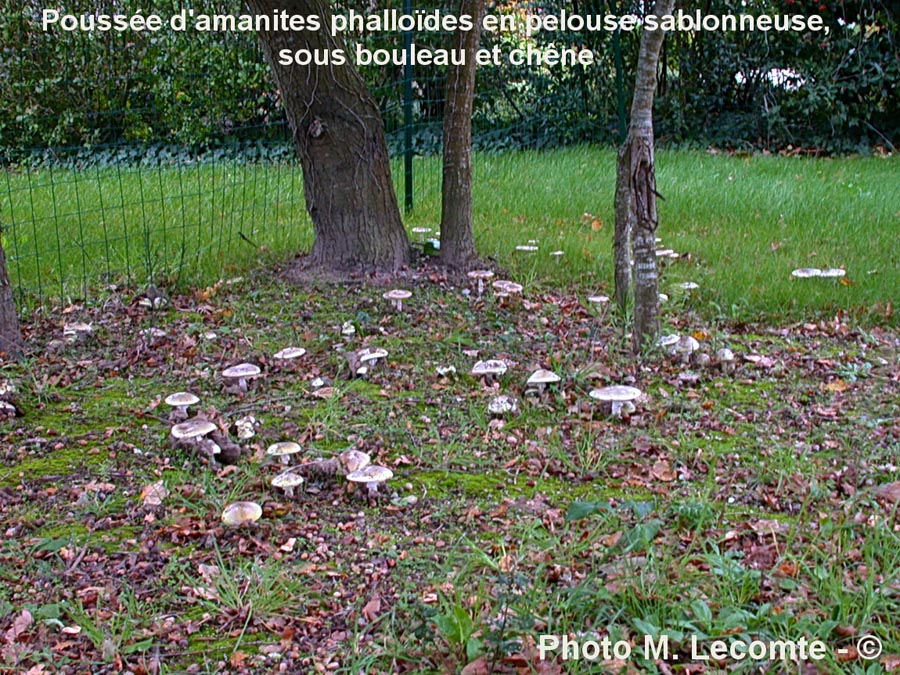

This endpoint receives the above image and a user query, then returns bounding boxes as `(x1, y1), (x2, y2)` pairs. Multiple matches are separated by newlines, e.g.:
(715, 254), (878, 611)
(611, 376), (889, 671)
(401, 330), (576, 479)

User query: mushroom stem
(285, 486), (295, 499)
(477, 279), (484, 297)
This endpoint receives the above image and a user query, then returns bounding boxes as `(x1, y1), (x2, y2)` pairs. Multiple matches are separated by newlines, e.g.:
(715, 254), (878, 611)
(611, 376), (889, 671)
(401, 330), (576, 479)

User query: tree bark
(439, 0), (485, 269)
(0, 237), (23, 360)
(613, 0), (674, 352)
(245, 0), (410, 272)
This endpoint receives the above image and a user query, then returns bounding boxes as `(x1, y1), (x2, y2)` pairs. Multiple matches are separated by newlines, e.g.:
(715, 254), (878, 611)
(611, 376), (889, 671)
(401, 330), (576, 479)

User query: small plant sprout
(221, 363), (262, 393)
(589, 385), (643, 418)
(471, 359), (508, 385)
(221, 501), (262, 526)
(488, 394), (519, 417)
(271, 470), (304, 499)
(273, 347), (306, 368)
(716, 347), (736, 372)
(791, 268), (822, 278)
(164, 392), (200, 422)
(346, 464), (393, 498)
(467, 270), (494, 297)
(267, 441), (302, 466)
(383, 289), (412, 311)
(526, 369), (561, 396)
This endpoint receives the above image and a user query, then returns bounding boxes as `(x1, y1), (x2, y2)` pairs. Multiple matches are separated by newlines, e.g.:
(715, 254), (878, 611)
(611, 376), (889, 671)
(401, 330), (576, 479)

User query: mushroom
(411, 227), (432, 243)
(657, 334), (680, 350)
(492, 280), (523, 306)
(658, 293), (669, 303)
(338, 449), (371, 475)
(791, 268), (823, 278)
(467, 270), (495, 298)
(589, 385), (643, 418)
(171, 418), (220, 460)
(526, 369), (561, 395)
(471, 359), (508, 385)
(346, 464), (393, 498)
(383, 289), (412, 311)
(341, 321), (356, 337)
(586, 295), (611, 319)
(675, 281), (700, 291)
(671, 335), (700, 363)
(273, 347), (307, 367)
(716, 347), (735, 373)
(820, 268), (846, 278)
(233, 415), (257, 440)
(221, 501), (262, 526)
(550, 250), (564, 263)
(221, 363), (262, 393)
(488, 394), (519, 417)
(267, 441), (302, 466)
(271, 470), (305, 499)
(164, 391), (200, 422)
(515, 245), (539, 252)
(357, 347), (388, 373)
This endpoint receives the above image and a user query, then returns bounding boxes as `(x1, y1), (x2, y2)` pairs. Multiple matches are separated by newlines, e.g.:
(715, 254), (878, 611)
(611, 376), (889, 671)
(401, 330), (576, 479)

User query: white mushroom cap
(411, 227), (432, 234)
(716, 347), (735, 362)
(656, 248), (678, 257)
(471, 359), (508, 377)
(171, 418), (217, 440)
(267, 441), (302, 458)
(527, 369), (561, 386)
(383, 289), (412, 301)
(488, 395), (519, 416)
(492, 280), (523, 294)
(589, 385), (643, 402)
(587, 295), (610, 305)
(673, 335), (700, 354)
(274, 347), (307, 360)
(358, 347), (388, 363)
(271, 471), (305, 489)
(338, 449), (372, 474)
(675, 281), (700, 290)
(341, 321), (356, 336)
(347, 465), (394, 484)
(550, 250), (564, 257)
(515, 245), (539, 252)
(467, 270), (495, 281)
(165, 392), (200, 408)
(658, 293), (669, 303)
(221, 501), (262, 526)
(657, 334), (680, 348)
(63, 321), (93, 336)
(820, 268), (846, 278)
(222, 363), (262, 379)
(791, 268), (823, 278)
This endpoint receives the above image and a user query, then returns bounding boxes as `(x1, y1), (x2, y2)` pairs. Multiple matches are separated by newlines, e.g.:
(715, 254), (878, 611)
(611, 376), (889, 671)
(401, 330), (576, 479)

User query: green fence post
(403, 0), (414, 212)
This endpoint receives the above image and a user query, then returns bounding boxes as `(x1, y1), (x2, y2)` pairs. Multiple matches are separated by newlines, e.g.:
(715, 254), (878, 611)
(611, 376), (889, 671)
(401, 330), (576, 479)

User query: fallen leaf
(361, 596), (381, 622)
(141, 480), (167, 507)
(461, 657), (491, 675)
(4, 609), (33, 643)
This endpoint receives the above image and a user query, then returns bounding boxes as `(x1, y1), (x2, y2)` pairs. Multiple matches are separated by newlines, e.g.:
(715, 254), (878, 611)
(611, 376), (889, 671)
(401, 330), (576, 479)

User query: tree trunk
(439, 0), (485, 269)
(0, 237), (23, 360)
(613, 0), (674, 351)
(246, 0), (410, 272)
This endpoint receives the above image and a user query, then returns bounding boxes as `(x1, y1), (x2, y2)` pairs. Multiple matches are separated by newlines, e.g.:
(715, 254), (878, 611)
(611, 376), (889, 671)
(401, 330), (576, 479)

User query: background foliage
(1, 0), (897, 161)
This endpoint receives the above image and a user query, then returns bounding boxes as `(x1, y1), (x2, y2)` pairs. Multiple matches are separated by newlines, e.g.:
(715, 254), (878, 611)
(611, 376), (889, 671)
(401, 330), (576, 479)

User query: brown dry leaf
(4, 609), (33, 643)
(460, 656), (491, 675)
(882, 654), (900, 671)
(310, 386), (338, 399)
(24, 666), (48, 675)
(875, 482), (900, 504)
(651, 460), (677, 482)
(141, 480), (167, 507)
(836, 645), (858, 662)
(361, 596), (381, 622)
(229, 651), (249, 668)
(822, 379), (849, 393)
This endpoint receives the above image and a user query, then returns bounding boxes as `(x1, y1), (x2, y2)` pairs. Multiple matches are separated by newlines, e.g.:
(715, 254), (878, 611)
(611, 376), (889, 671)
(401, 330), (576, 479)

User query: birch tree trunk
(245, 0), (410, 272)
(613, 0), (675, 351)
(440, 0), (485, 269)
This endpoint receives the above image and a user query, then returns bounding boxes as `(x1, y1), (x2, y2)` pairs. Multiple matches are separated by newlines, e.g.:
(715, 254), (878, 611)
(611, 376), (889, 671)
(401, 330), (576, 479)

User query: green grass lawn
(3, 146), (898, 323)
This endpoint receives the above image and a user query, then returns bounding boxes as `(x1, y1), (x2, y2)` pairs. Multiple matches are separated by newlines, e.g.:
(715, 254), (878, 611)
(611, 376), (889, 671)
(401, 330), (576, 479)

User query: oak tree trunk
(440, 0), (485, 269)
(246, 0), (410, 272)
(0, 237), (23, 360)
(613, 0), (674, 352)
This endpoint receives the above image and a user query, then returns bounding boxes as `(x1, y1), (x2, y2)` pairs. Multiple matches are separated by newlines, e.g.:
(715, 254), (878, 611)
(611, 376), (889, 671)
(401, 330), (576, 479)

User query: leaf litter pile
(1, 268), (899, 674)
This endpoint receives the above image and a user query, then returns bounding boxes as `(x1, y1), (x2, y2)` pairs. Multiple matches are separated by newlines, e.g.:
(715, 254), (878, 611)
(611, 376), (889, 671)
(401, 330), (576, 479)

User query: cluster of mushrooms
(268, 444), (394, 501)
